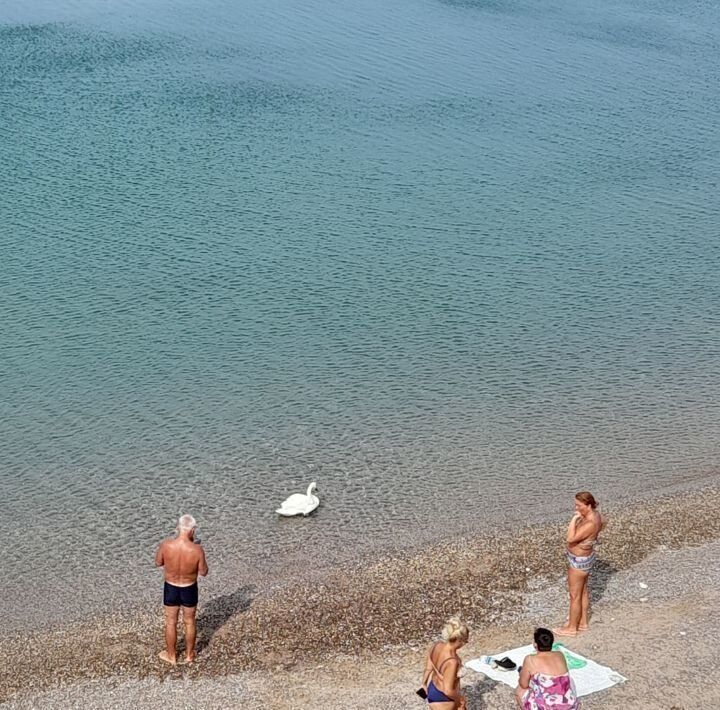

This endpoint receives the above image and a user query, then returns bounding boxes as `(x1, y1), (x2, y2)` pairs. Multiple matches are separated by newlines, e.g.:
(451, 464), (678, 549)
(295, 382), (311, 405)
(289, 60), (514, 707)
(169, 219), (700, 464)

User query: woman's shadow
(463, 675), (497, 709)
(196, 585), (255, 654)
(590, 558), (617, 605)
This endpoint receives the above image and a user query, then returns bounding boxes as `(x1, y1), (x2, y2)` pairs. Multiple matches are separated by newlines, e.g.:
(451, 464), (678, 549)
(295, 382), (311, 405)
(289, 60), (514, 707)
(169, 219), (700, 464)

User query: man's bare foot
(578, 625), (589, 631)
(553, 627), (578, 637)
(158, 650), (177, 665)
(184, 653), (196, 664)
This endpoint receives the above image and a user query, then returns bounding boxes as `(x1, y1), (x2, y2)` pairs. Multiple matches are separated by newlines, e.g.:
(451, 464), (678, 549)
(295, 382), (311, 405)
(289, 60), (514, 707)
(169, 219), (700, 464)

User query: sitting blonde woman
(420, 617), (469, 710)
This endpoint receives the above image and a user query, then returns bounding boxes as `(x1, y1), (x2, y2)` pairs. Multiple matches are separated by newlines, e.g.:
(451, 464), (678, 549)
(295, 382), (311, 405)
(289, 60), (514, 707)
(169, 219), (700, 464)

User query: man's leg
(159, 605), (179, 664)
(182, 606), (197, 663)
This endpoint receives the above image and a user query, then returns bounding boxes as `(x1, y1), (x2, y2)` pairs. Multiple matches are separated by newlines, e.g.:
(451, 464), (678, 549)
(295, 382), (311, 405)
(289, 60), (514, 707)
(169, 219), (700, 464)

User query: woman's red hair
(575, 491), (598, 509)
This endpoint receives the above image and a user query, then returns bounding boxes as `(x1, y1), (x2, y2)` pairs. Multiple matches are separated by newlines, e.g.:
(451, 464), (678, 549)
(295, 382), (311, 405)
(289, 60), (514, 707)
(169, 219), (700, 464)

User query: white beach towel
(466, 643), (626, 697)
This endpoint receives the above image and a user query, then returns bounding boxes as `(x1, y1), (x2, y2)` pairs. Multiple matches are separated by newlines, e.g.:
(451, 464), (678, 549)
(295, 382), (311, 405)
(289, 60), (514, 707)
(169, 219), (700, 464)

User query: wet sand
(2, 483), (720, 708)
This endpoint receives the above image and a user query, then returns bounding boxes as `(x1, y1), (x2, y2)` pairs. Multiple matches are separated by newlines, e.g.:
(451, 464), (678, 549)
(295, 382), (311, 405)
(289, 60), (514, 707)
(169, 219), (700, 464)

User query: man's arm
(198, 546), (209, 577)
(155, 541), (165, 567)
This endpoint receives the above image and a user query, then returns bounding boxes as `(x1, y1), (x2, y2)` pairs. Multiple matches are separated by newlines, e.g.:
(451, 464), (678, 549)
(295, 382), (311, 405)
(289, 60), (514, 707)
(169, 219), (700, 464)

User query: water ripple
(1, 0), (720, 626)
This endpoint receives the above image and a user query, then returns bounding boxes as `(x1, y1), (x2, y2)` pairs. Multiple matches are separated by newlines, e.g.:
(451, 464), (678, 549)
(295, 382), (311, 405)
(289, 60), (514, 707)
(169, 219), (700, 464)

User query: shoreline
(4, 469), (718, 636)
(3, 482), (720, 706)
(5, 470), (719, 635)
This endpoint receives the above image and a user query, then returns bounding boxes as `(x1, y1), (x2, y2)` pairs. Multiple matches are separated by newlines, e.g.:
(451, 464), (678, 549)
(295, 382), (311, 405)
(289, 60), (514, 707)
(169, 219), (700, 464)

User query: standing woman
(420, 617), (469, 710)
(555, 491), (605, 636)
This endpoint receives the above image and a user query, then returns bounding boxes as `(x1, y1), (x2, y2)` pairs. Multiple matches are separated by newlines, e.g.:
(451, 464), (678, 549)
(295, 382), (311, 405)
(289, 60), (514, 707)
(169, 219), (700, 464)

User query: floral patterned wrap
(521, 672), (580, 710)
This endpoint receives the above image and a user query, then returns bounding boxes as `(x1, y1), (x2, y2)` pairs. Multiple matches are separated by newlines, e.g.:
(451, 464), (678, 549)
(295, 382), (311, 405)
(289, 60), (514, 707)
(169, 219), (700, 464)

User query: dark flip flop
(494, 656), (517, 671)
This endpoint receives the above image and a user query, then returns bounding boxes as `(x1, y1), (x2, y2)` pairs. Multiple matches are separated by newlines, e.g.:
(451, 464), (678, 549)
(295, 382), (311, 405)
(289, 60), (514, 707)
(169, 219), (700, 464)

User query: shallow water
(1, 0), (719, 627)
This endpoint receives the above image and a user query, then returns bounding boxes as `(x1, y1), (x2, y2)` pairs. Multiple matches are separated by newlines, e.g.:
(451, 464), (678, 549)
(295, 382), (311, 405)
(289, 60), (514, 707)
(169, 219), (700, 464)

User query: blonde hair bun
(441, 617), (469, 643)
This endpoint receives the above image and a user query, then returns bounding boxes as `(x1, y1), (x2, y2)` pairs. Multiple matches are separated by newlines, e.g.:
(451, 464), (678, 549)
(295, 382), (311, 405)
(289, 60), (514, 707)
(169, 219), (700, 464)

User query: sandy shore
(3, 484), (720, 708)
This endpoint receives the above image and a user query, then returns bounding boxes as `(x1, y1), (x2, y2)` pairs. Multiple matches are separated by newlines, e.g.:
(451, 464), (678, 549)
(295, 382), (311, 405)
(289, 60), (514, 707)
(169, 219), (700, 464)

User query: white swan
(276, 482), (319, 517)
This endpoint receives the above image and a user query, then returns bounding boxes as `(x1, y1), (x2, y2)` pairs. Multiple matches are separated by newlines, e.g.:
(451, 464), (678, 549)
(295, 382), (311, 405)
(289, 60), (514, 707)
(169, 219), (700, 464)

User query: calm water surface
(1, 0), (719, 626)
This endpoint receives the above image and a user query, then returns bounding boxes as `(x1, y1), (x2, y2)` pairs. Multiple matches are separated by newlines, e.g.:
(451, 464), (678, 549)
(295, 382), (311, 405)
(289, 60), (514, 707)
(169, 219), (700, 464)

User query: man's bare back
(155, 536), (208, 585)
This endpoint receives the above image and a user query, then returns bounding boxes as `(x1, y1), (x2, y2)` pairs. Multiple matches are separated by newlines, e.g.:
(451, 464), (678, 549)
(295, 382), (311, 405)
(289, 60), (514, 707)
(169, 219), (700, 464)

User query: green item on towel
(552, 642), (588, 670)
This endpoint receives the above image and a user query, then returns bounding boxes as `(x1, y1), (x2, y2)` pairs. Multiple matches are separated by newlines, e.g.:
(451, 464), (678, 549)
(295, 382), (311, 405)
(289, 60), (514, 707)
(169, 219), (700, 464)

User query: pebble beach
(3, 480), (720, 709)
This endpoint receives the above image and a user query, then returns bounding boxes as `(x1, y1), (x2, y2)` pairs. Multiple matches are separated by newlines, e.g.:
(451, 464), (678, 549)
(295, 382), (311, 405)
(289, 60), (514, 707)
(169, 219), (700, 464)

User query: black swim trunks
(163, 581), (199, 607)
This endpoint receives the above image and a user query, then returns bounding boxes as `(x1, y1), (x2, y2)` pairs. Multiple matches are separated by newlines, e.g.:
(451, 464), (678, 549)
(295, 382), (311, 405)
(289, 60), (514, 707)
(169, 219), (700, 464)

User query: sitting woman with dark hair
(515, 628), (579, 709)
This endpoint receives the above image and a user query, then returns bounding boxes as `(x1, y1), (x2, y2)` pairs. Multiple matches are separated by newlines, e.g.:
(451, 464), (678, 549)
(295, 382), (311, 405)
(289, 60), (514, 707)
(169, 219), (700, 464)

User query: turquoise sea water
(2, 0), (719, 625)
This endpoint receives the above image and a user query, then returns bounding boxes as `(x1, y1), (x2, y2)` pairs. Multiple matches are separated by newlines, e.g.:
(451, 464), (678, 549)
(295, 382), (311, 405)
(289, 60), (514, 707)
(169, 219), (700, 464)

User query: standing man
(155, 514), (209, 665)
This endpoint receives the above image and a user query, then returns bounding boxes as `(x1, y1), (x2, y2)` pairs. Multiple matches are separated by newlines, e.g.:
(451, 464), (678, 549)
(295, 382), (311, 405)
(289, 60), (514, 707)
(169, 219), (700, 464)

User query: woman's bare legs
(578, 576), (590, 630)
(428, 701), (455, 710)
(555, 567), (588, 636)
(428, 691), (465, 710)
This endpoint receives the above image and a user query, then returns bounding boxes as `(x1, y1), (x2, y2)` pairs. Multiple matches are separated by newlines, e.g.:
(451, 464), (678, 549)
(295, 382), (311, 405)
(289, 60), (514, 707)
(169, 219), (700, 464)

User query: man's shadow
(590, 558), (617, 605)
(196, 585), (255, 654)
